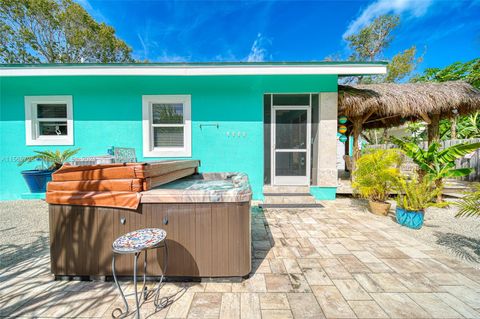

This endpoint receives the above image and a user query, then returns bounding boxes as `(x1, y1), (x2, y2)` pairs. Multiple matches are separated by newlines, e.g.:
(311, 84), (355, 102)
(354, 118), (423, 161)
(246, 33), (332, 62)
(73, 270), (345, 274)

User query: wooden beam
(419, 112), (431, 124)
(361, 110), (375, 124)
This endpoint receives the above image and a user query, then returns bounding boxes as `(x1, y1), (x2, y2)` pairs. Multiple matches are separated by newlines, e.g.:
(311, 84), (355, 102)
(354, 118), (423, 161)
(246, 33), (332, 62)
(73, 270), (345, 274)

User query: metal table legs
(112, 243), (168, 319)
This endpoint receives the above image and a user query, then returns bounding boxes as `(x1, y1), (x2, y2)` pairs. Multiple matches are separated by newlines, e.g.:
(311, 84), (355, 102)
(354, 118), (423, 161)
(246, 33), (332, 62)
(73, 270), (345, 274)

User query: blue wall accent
(310, 186), (337, 200)
(0, 75), (337, 200)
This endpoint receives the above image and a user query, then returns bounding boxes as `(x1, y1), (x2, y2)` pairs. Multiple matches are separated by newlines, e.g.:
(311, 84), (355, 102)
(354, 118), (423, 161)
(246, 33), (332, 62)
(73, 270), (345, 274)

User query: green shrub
(395, 176), (448, 211)
(353, 149), (403, 202)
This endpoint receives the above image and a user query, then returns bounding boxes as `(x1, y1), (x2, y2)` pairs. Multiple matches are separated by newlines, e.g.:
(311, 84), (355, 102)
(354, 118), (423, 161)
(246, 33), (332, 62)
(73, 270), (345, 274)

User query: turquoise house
(0, 62), (386, 201)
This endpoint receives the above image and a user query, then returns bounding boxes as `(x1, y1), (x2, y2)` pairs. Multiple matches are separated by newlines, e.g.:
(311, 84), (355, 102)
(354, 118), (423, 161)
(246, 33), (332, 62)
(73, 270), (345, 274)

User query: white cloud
(156, 50), (190, 63)
(137, 33), (149, 61)
(246, 33), (270, 62)
(343, 0), (434, 38)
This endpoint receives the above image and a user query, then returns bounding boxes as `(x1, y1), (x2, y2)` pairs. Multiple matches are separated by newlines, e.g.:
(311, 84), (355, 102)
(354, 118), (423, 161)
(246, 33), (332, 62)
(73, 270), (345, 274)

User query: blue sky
(78, 0), (479, 74)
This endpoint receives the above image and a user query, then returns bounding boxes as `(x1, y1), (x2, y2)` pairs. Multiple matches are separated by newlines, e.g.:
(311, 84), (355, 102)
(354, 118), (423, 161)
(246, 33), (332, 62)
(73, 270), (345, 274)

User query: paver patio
(1, 199), (480, 318)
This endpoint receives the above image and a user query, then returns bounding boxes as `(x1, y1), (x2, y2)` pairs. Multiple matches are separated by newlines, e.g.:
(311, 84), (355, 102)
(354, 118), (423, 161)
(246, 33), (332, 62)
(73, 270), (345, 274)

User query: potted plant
(352, 149), (403, 215)
(395, 175), (447, 229)
(18, 149), (80, 193)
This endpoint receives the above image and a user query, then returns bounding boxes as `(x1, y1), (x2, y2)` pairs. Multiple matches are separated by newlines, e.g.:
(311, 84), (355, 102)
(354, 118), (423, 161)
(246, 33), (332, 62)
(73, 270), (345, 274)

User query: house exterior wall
(0, 74), (337, 200)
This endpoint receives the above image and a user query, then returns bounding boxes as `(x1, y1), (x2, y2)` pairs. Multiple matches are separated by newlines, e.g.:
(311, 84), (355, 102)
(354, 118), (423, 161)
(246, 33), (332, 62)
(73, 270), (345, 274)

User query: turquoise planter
(395, 207), (424, 229)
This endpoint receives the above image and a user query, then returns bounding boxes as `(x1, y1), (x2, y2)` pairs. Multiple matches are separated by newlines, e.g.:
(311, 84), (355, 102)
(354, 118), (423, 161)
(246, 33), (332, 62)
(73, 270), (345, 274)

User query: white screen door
(271, 95), (311, 185)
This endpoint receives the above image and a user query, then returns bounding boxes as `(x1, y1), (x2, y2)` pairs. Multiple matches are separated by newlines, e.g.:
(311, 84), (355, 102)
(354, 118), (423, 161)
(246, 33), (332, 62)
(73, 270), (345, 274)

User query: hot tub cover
(46, 160), (199, 209)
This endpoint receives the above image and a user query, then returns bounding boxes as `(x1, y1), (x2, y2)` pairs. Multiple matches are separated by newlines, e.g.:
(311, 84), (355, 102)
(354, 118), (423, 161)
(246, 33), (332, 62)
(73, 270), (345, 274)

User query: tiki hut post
(451, 116), (457, 139)
(351, 110), (374, 171)
(427, 112), (441, 145)
(352, 116), (362, 163)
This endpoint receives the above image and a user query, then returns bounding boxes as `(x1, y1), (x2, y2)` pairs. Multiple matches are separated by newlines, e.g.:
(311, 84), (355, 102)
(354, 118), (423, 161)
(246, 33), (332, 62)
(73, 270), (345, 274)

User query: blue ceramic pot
(21, 169), (54, 193)
(395, 207), (424, 229)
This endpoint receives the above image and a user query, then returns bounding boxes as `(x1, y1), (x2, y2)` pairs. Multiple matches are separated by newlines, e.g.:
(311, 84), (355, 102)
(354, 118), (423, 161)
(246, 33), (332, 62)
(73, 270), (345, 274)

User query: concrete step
(264, 195), (316, 204)
(263, 185), (310, 193)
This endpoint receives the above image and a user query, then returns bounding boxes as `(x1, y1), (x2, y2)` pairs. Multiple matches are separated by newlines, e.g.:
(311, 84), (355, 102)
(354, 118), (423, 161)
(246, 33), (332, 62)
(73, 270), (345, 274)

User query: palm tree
(390, 137), (480, 202)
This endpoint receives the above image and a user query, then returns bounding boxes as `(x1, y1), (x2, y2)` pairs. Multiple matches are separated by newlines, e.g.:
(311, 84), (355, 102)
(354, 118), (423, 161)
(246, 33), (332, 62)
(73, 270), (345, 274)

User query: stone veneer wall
(312, 92), (338, 188)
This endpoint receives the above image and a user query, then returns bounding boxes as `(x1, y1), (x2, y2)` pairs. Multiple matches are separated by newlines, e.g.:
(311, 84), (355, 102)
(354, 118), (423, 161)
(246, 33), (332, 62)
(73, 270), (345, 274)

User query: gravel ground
(0, 200), (49, 268)
(336, 196), (480, 268)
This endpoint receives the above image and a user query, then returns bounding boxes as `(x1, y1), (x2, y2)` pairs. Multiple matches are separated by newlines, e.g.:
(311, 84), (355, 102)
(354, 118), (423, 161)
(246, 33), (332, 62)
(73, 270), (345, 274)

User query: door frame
(270, 94), (312, 186)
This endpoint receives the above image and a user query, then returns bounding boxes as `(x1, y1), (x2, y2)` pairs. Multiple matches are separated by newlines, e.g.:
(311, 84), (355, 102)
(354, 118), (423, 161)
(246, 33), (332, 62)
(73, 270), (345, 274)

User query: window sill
(26, 137), (74, 146)
(143, 148), (191, 158)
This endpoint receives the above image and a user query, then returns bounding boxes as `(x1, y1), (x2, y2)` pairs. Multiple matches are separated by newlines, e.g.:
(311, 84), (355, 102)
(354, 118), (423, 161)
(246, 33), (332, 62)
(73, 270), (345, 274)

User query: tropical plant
(395, 175), (447, 211)
(352, 149), (403, 202)
(455, 184), (480, 218)
(405, 122), (426, 143)
(390, 137), (480, 201)
(18, 148), (80, 170)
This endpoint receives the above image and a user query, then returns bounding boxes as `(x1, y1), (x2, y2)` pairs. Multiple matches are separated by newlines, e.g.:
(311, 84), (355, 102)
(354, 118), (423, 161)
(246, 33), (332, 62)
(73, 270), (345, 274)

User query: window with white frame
(142, 95), (191, 157)
(24, 96), (73, 145)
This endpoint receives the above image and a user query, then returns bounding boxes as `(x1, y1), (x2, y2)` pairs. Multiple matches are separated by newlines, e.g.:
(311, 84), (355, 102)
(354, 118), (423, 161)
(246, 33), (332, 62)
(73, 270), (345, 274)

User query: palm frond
(455, 184), (480, 218)
(18, 148), (81, 170)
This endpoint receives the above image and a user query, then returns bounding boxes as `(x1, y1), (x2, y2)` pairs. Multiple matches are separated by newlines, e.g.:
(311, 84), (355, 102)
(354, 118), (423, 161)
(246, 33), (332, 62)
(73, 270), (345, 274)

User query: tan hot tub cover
(46, 160), (199, 209)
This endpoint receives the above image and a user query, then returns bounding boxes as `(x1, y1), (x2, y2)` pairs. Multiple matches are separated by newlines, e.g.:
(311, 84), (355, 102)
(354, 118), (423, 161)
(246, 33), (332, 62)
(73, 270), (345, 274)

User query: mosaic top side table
(111, 228), (168, 319)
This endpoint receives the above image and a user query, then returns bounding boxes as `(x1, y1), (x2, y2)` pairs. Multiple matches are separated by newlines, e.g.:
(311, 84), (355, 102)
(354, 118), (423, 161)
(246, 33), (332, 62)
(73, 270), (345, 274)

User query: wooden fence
(367, 138), (480, 182)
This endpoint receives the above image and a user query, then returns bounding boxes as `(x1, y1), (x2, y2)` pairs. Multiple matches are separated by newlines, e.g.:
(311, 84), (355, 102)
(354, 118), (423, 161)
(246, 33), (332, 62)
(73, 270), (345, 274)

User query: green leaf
(444, 168), (473, 177)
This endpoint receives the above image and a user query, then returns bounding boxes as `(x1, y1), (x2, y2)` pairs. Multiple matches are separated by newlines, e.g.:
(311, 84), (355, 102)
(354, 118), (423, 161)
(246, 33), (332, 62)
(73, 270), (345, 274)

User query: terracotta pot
(368, 200), (391, 216)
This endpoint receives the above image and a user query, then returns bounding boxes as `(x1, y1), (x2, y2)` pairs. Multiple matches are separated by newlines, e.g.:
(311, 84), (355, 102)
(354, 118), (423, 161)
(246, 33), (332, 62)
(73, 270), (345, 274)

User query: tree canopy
(413, 58), (480, 88)
(0, 0), (134, 63)
(346, 15), (399, 62)
(344, 14), (422, 84)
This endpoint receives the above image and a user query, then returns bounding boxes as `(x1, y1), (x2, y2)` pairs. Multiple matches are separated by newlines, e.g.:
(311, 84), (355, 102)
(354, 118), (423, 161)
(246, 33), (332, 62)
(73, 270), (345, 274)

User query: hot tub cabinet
(48, 172), (252, 278)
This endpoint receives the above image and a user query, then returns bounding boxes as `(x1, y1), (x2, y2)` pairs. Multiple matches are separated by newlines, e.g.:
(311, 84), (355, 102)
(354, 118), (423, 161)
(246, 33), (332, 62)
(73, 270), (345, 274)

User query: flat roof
(0, 61), (388, 77)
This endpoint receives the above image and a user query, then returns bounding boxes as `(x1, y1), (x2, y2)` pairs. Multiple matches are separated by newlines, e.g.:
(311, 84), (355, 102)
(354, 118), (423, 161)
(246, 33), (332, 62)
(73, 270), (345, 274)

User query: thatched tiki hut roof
(337, 81), (480, 163)
(339, 81), (480, 129)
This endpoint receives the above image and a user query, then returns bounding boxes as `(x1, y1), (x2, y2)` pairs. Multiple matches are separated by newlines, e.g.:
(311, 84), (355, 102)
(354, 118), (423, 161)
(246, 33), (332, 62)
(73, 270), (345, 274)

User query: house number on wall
(226, 131), (247, 137)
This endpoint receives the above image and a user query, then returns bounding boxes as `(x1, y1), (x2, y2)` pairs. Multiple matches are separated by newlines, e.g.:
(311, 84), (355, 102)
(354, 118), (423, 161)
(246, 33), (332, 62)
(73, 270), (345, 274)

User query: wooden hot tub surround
(47, 162), (252, 279)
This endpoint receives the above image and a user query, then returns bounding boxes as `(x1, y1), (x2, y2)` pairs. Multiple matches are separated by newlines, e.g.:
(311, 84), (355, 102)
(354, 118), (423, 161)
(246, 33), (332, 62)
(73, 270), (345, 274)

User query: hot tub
(48, 171), (252, 279)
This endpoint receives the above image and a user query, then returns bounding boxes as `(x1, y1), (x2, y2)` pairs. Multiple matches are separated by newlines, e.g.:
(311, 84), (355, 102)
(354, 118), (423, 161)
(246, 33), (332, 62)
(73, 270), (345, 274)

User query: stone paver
(259, 293), (290, 310)
(1, 200), (480, 318)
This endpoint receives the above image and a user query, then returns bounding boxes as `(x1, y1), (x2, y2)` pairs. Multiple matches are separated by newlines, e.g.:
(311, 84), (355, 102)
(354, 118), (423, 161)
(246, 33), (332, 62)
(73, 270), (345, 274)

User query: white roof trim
(0, 64), (387, 77)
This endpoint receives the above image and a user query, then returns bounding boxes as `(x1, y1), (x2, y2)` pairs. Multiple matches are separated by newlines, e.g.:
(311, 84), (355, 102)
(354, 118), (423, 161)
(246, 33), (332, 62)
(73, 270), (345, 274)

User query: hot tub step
(259, 203), (324, 209)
